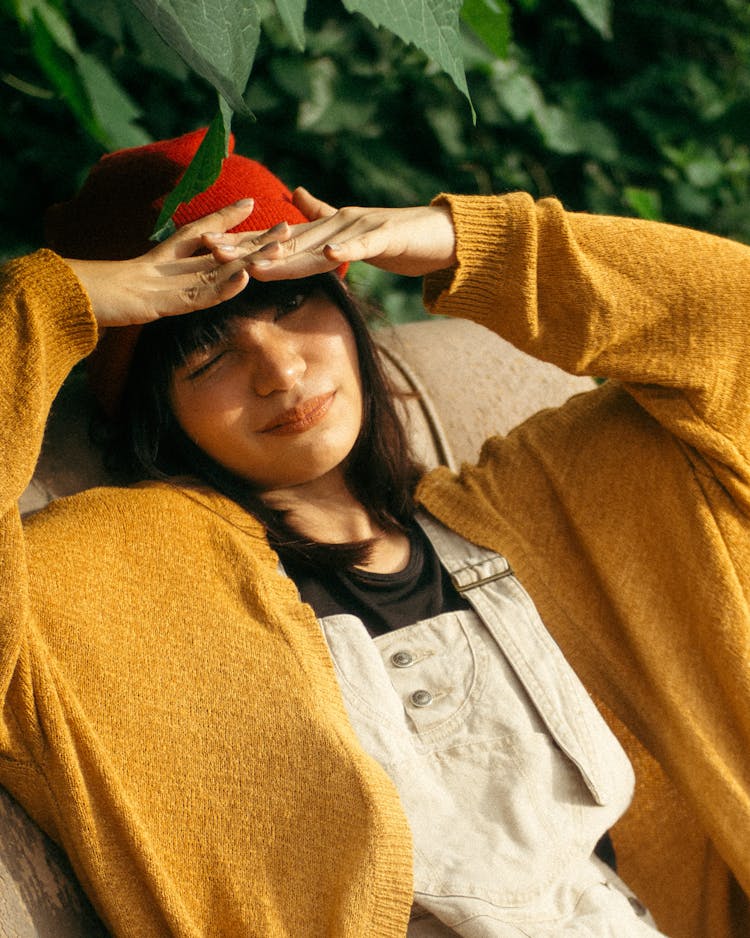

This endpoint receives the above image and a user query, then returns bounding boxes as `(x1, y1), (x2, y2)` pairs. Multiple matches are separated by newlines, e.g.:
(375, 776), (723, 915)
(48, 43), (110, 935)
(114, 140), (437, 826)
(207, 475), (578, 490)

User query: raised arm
(424, 193), (750, 501)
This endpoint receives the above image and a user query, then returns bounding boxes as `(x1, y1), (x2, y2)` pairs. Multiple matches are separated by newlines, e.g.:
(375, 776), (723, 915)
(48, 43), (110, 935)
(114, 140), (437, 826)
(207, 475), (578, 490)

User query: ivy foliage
(2, 0), (749, 318)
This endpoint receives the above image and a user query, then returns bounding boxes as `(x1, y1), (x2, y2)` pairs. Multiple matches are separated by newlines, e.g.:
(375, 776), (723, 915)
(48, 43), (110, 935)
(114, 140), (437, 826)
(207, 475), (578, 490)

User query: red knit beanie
(44, 129), (324, 416)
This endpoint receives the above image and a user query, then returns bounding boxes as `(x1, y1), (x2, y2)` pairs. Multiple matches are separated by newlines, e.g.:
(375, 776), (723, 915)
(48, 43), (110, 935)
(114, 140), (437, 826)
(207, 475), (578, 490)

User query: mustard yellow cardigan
(0, 193), (748, 937)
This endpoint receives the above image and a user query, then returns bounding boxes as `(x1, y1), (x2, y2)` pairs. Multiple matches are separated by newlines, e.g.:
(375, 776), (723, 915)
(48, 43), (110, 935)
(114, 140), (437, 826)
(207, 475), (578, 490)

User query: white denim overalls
(318, 512), (666, 937)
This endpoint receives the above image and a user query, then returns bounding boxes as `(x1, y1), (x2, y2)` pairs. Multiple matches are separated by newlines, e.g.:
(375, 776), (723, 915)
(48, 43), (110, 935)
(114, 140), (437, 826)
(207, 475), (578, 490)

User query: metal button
(391, 651), (414, 668)
(410, 689), (433, 707)
(627, 896), (647, 917)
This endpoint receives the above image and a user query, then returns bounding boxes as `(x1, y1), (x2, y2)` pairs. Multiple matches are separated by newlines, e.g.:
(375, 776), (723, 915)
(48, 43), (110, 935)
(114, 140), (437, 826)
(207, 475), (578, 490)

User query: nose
(251, 326), (307, 397)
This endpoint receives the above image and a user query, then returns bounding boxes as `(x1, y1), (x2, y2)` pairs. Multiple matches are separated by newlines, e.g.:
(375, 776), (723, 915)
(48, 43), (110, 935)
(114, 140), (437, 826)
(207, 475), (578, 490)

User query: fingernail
(235, 198), (254, 208)
(203, 232), (224, 242)
(326, 242), (341, 252)
(252, 259), (271, 268)
(218, 244), (237, 253)
(230, 270), (245, 282)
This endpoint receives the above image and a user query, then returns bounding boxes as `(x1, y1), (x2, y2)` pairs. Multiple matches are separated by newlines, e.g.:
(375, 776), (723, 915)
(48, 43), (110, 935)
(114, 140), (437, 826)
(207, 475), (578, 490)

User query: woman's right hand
(64, 201), (256, 329)
(203, 189), (457, 282)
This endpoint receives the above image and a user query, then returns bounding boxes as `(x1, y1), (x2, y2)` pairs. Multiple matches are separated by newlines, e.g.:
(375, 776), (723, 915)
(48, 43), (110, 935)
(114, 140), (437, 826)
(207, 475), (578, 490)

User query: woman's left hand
(202, 189), (457, 281)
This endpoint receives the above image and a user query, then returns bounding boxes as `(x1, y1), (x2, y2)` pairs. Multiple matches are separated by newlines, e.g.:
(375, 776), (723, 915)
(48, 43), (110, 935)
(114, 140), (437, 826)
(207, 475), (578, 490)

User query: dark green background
(3, 0), (749, 319)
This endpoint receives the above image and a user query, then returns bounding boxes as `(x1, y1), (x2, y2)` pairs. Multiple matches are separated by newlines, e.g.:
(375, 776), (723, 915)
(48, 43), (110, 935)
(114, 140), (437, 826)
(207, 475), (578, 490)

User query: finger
(245, 225), (383, 280)
(293, 186), (338, 220)
(154, 252), (235, 278)
(222, 215), (352, 260)
(201, 220), (294, 255)
(221, 208), (386, 278)
(247, 248), (339, 281)
(203, 237), (280, 266)
(166, 260), (250, 316)
(160, 199), (256, 258)
(203, 242), (240, 262)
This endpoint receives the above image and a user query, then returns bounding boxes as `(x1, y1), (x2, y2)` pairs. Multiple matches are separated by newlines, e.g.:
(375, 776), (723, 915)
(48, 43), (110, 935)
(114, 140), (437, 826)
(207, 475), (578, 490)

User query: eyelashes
(275, 292), (306, 318)
(182, 293), (309, 381)
(186, 350), (226, 381)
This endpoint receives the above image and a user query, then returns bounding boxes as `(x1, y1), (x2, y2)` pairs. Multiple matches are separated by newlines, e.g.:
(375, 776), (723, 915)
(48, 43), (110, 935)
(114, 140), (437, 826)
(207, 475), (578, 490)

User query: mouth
(259, 392), (336, 435)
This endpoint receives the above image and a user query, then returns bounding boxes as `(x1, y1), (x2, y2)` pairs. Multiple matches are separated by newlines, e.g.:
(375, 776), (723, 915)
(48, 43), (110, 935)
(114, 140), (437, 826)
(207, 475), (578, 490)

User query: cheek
(169, 382), (232, 450)
(169, 382), (200, 440)
(327, 328), (363, 405)
(335, 354), (364, 440)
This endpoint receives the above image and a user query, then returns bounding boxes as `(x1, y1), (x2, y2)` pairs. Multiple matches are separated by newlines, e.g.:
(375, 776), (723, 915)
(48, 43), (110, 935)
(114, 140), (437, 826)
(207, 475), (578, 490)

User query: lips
(259, 392), (336, 435)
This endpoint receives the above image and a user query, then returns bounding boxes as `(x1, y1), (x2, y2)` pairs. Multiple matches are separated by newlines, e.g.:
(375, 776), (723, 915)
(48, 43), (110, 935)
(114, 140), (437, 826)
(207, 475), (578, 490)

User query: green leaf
(151, 97), (233, 242)
(490, 60), (544, 121)
(9, 0), (34, 23)
(28, 5), (102, 139)
(302, 95), (378, 135)
(295, 58), (335, 127)
(32, 0), (78, 55)
(342, 0), (473, 116)
(273, 0), (306, 51)
(68, 0), (124, 43)
(623, 187), (662, 221)
(567, 0), (612, 39)
(460, 0), (511, 60)
(121, 3), (189, 80)
(425, 105), (465, 156)
(77, 51), (151, 148)
(684, 153), (724, 189)
(534, 104), (617, 160)
(269, 55), (316, 101)
(130, 0), (261, 113)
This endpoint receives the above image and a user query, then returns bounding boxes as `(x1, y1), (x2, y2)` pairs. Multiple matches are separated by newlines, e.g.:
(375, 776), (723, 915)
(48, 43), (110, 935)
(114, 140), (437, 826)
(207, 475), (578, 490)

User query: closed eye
(275, 292), (307, 319)
(185, 349), (226, 381)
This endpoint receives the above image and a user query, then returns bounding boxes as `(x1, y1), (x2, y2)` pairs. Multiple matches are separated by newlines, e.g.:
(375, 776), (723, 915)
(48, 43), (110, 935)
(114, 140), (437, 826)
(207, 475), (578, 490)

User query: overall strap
(416, 511), (626, 806)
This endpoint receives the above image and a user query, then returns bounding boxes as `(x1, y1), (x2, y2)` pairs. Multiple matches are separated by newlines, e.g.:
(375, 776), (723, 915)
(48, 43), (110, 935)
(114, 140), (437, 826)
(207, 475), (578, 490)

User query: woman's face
(169, 288), (364, 494)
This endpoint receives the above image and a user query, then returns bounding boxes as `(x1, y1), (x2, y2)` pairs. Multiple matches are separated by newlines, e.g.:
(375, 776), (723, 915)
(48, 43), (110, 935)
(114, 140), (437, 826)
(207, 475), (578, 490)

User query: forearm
(424, 193), (750, 479)
(0, 251), (97, 505)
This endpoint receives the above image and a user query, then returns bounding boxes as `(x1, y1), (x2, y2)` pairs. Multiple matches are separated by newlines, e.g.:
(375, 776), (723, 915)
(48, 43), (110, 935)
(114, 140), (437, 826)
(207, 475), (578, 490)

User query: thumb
(293, 186), (337, 220)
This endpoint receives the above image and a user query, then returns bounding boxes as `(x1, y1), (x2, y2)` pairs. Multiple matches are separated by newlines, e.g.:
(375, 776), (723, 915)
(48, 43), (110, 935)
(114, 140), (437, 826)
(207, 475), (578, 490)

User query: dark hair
(103, 273), (423, 570)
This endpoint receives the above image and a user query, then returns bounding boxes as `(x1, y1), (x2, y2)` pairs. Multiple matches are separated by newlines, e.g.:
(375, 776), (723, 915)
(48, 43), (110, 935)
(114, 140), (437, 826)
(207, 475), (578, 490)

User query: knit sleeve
(423, 192), (750, 507)
(0, 250), (97, 752)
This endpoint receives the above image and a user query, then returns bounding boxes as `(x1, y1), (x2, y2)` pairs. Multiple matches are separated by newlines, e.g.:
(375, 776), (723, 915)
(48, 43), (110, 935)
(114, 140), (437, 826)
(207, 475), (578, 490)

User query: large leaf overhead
(273, 0), (307, 51)
(342, 0), (472, 110)
(130, 0), (261, 112)
(131, 0), (476, 235)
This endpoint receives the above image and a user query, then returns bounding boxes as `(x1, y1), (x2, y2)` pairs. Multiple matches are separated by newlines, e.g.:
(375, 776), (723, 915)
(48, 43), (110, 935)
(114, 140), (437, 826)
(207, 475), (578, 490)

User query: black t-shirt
(278, 521), (469, 636)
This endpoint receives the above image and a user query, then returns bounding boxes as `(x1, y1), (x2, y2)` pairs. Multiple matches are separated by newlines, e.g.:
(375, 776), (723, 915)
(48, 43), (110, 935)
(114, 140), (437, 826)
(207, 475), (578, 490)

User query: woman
(1, 129), (748, 937)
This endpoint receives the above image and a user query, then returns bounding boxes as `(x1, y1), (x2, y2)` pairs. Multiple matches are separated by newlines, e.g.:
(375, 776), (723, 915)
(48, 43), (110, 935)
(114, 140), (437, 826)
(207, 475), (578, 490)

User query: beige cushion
(0, 788), (107, 936)
(374, 318), (594, 471)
